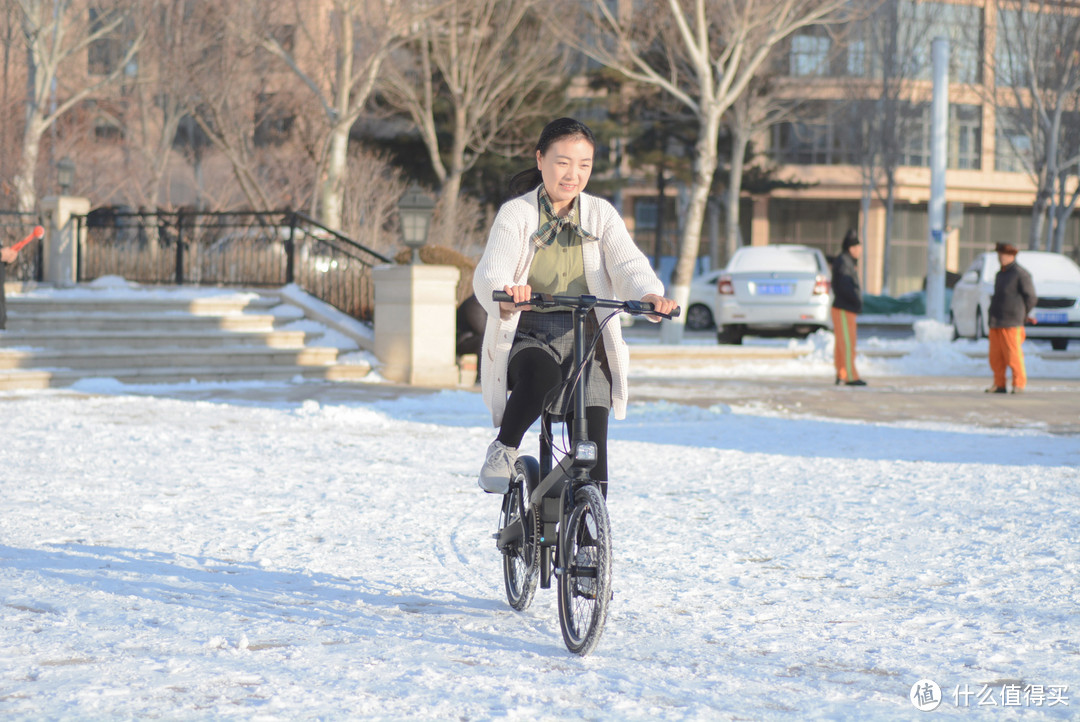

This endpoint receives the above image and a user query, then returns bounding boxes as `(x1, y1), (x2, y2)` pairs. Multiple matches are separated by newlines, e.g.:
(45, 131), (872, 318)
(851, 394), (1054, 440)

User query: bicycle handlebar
(492, 290), (680, 319)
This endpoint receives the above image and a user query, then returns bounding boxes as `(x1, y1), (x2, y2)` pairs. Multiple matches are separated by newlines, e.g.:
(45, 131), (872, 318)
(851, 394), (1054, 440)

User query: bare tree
(721, 66), (800, 264)
(251, 0), (426, 231)
(9, 0), (146, 212)
(380, 0), (568, 238)
(992, 0), (1080, 253)
(569, 0), (851, 341)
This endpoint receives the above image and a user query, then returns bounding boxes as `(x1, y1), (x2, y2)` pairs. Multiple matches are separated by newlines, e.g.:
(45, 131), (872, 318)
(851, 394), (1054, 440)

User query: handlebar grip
(492, 290), (512, 302)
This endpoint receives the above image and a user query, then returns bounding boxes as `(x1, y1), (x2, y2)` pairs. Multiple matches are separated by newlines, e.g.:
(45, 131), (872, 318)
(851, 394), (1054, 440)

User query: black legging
(497, 346), (609, 482)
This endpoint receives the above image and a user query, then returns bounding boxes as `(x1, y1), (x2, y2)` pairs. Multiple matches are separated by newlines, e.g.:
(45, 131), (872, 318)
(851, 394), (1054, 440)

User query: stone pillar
(750, 196), (770, 246)
(40, 196), (91, 287)
(373, 264), (461, 386)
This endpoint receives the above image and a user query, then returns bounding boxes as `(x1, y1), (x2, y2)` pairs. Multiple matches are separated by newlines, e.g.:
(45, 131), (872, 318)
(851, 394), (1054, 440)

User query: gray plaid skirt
(509, 310), (612, 418)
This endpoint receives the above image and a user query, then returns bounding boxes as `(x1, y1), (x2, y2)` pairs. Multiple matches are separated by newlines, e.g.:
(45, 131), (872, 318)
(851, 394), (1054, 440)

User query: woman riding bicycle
(473, 117), (676, 495)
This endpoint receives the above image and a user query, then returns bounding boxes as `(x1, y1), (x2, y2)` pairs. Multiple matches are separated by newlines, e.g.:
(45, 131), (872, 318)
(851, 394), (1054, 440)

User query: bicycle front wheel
(500, 456), (539, 611)
(557, 483), (612, 655)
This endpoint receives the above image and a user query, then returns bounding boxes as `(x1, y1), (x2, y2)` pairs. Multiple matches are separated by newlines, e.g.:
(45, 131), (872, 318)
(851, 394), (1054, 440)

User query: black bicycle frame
(493, 291), (679, 588)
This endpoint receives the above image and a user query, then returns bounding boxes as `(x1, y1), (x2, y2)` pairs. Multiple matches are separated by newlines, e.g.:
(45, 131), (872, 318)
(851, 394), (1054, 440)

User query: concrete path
(630, 374), (1080, 436)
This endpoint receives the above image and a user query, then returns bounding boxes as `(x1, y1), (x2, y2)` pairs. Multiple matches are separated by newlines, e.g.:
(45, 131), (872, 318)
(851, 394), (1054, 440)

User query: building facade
(617, 0), (1080, 296)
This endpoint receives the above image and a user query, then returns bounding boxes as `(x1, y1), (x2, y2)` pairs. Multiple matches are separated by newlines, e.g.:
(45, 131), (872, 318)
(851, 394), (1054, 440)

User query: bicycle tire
(557, 483), (612, 655)
(500, 456), (540, 611)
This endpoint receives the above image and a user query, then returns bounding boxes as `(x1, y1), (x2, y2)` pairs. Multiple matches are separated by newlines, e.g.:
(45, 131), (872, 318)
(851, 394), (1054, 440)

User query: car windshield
(729, 247), (819, 273)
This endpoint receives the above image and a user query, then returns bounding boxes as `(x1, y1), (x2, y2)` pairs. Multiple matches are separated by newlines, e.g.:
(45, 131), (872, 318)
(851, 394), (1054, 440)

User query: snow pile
(913, 318), (955, 343)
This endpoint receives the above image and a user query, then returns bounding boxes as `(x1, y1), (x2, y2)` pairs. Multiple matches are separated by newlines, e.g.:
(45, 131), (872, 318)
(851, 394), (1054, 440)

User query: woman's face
(536, 136), (594, 214)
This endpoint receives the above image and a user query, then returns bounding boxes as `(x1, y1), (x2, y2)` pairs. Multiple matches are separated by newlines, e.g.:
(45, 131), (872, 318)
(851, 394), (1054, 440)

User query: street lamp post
(397, 183), (436, 265)
(57, 157), (75, 196)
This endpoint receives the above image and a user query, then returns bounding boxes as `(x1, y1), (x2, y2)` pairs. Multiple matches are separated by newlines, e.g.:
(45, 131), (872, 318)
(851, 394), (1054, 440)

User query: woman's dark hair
(508, 118), (597, 196)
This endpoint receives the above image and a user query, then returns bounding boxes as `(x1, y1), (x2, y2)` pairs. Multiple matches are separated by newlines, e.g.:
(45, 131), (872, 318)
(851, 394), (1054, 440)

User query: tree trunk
(1029, 187), (1050, 250)
(16, 114), (45, 213)
(653, 166), (666, 270)
(441, 104), (470, 236)
(883, 169), (896, 296)
(319, 123), (350, 231)
(661, 108), (721, 344)
(725, 121), (750, 262)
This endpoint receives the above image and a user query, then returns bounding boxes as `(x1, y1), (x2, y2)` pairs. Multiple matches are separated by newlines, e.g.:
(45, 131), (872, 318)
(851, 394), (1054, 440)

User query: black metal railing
(76, 209), (394, 321)
(0, 211), (44, 283)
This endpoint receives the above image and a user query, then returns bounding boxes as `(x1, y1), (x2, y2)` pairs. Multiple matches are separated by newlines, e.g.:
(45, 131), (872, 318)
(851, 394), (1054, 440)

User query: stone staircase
(0, 286), (374, 390)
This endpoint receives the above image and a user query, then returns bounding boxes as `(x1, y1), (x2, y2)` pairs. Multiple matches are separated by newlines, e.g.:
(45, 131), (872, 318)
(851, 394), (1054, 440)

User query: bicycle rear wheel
(500, 456), (540, 611)
(557, 483), (612, 655)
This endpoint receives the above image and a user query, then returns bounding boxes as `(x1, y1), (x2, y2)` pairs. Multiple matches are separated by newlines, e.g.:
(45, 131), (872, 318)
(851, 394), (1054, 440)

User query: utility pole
(926, 36), (949, 324)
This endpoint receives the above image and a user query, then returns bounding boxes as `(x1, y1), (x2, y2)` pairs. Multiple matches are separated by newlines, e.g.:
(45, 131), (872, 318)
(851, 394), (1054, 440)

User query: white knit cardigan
(473, 188), (664, 427)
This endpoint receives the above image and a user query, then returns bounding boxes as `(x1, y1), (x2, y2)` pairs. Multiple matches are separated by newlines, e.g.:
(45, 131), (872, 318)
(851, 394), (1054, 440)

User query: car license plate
(1036, 311), (1068, 324)
(755, 283), (793, 296)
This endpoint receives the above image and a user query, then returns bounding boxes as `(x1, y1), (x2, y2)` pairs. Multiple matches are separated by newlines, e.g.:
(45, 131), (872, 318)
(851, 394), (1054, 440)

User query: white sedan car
(715, 244), (832, 344)
(684, 268), (724, 330)
(951, 250), (1080, 351)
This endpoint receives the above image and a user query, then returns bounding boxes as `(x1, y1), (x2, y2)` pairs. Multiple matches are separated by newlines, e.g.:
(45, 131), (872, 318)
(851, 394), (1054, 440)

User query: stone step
(0, 361), (372, 390)
(0, 329), (313, 350)
(6, 293), (280, 316)
(0, 284), (377, 391)
(6, 311), (279, 333)
(0, 345), (341, 371)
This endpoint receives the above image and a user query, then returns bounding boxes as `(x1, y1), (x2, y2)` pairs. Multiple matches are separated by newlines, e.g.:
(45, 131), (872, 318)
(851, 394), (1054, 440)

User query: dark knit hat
(842, 229), (860, 251)
(995, 242), (1019, 255)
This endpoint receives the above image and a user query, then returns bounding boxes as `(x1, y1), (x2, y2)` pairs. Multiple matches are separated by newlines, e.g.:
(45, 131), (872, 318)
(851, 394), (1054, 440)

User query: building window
(995, 120), (1032, 173)
(951, 104), (982, 170)
(254, 94), (295, 147)
(846, 40), (867, 77)
(900, 103), (982, 169)
(898, 1), (982, 84)
(995, 8), (1072, 88)
(88, 7), (132, 76)
(634, 198), (658, 230)
(94, 117), (124, 142)
(771, 102), (859, 165)
(789, 34), (830, 77)
(768, 199), (860, 256)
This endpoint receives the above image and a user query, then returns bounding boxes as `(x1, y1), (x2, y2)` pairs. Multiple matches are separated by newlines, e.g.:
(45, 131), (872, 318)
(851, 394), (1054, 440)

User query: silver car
(715, 244), (832, 344)
(950, 250), (1080, 351)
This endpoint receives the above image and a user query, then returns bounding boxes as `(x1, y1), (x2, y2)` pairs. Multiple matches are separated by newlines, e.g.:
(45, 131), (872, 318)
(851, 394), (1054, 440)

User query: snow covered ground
(2, 284), (1079, 720)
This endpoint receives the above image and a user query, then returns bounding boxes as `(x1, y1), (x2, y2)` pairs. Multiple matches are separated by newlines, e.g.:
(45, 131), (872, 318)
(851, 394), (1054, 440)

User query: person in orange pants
(831, 230), (866, 386)
(988, 326), (1027, 392)
(986, 242), (1036, 393)
(832, 305), (861, 384)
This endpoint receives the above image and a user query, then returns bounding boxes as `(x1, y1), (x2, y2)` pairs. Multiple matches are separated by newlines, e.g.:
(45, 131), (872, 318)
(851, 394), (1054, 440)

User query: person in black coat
(0, 241), (23, 330)
(831, 229), (865, 386)
(456, 293), (486, 382)
(986, 242), (1037, 393)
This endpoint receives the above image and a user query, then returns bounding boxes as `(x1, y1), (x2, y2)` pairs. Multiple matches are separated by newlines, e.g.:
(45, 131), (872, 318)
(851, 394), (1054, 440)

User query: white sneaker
(478, 440), (517, 494)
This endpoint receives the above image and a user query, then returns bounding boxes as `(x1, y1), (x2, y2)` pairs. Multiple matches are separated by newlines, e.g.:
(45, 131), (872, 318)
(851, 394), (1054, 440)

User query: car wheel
(717, 325), (743, 345)
(1051, 339), (1068, 351)
(684, 304), (714, 331)
(975, 307), (986, 340)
